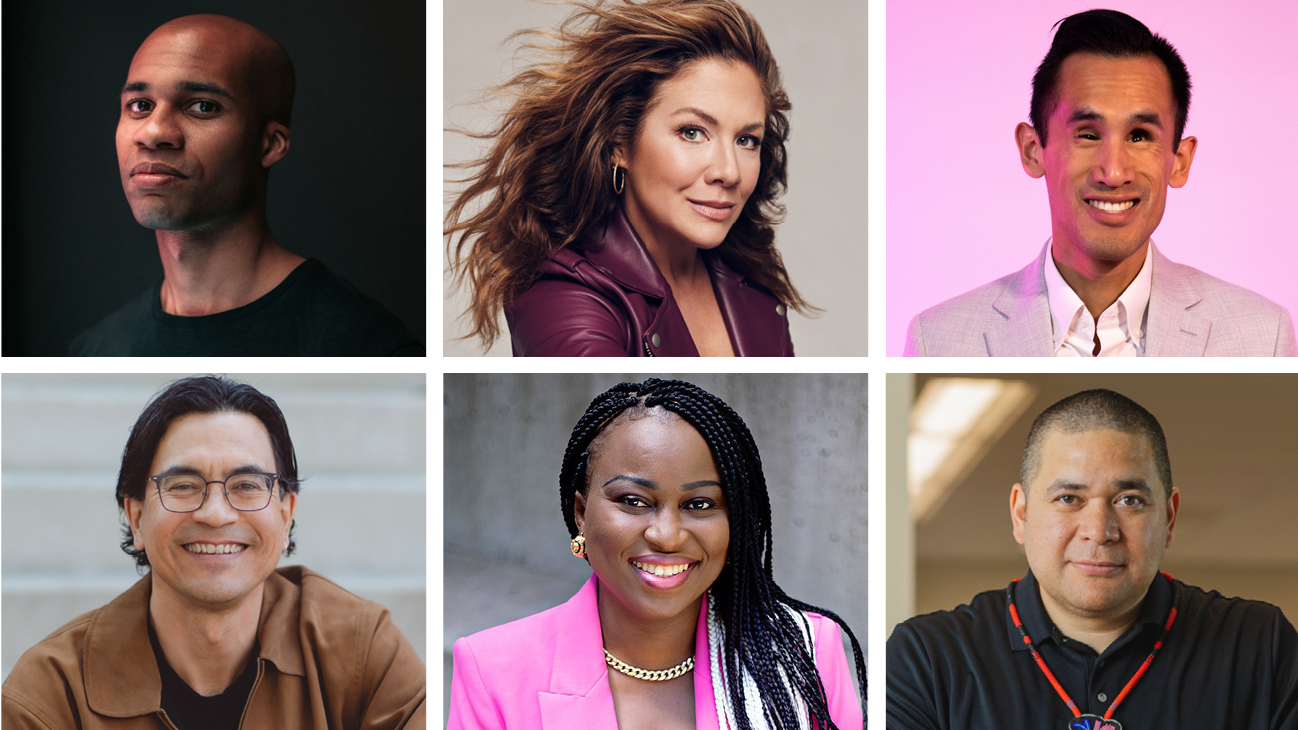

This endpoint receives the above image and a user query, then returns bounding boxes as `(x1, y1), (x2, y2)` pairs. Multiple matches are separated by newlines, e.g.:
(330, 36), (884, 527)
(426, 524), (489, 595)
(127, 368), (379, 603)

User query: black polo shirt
(887, 571), (1298, 729)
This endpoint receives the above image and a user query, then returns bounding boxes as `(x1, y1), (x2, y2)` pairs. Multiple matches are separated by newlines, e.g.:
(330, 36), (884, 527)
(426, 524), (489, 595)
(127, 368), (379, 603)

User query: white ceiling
(916, 374), (1298, 568)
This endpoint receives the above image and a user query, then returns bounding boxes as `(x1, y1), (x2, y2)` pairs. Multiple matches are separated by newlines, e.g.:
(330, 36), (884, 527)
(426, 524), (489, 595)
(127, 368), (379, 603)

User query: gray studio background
(444, 372), (867, 718)
(1, 373), (427, 680)
(443, 0), (868, 356)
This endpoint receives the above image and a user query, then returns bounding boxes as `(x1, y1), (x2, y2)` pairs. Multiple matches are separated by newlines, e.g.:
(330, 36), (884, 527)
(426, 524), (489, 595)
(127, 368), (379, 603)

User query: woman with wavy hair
(445, 0), (812, 356)
(448, 379), (865, 729)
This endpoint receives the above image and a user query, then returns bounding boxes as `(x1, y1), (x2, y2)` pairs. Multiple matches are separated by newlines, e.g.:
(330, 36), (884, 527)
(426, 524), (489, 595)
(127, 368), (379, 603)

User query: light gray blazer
(904, 242), (1298, 357)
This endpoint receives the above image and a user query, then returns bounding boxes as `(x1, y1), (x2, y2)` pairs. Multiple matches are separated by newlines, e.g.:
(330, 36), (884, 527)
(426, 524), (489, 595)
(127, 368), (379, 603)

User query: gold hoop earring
(612, 164), (625, 195)
(570, 534), (587, 558)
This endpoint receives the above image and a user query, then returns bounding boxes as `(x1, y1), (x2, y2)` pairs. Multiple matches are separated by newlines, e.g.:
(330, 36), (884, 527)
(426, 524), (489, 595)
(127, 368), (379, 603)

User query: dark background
(2, 0), (426, 356)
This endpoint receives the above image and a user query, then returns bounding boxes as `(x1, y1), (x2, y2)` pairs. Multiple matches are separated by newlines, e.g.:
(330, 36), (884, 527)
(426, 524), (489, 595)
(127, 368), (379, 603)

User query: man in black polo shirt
(887, 389), (1298, 729)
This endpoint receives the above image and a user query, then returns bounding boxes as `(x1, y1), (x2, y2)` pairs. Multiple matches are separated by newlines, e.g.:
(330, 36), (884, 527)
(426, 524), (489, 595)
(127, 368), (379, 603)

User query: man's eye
(189, 100), (220, 114)
(127, 100), (152, 114)
(1118, 495), (1146, 507)
(1056, 494), (1079, 505)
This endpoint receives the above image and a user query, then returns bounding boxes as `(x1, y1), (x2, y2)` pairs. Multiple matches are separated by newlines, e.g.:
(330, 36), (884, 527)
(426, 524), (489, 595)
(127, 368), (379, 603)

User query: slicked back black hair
(559, 378), (865, 729)
(116, 376), (301, 568)
(1020, 388), (1173, 496)
(1030, 9), (1192, 151)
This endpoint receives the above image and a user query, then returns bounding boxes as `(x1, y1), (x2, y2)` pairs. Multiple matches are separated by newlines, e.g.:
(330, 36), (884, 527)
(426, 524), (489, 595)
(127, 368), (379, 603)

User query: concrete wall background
(1, 373), (427, 680)
(443, 372), (867, 717)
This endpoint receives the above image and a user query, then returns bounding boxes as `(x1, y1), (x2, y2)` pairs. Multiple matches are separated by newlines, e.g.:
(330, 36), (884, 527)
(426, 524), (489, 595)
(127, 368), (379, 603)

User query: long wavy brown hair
(445, 0), (814, 348)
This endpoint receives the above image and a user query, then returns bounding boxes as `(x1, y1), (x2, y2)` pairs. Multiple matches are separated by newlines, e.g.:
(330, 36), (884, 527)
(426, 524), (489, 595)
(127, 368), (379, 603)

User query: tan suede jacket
(1, 566), (426, 729)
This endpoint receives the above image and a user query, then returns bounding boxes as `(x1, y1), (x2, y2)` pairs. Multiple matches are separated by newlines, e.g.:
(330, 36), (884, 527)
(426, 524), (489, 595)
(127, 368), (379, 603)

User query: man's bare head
(117, 15), (294, 231)
(132, 15), (295, 129)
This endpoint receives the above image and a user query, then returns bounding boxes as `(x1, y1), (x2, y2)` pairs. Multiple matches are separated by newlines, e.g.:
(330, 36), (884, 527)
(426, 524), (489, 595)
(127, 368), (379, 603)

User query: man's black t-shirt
(69, 259), (424, 356)
(149, 624), (259, 730)
(887, 571), (1298, 729)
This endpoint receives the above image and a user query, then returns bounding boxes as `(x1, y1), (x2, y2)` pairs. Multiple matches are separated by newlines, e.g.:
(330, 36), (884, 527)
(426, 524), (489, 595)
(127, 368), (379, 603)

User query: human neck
(149, 578), (263, 697)
(596, 585), (700, 671)
(623, 205), (709, 294)
(155, 207), (305, 316)
(1038, 585), (1146, 655)
(1050, 237), (1148, 321)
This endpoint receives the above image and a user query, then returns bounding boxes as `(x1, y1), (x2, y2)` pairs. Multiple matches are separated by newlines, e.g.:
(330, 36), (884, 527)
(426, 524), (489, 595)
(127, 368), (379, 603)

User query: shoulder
(68, 287), (154, 356)
(1176, 579), (1295, 637)
(1158, 257), (1290, 318)
(505, 249), (638, 356)
(887, 587), (1009, 674)
(2, 608), (99, 727)
(905, 269), (1025, 356)
(287, 260), (424, 356)
(280, 566), (397, 636)
(453, 600), (571, 675)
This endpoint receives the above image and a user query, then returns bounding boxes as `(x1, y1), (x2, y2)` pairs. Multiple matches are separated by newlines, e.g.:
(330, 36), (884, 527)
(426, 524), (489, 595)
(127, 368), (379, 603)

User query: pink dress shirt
(448, 575), (863, 729)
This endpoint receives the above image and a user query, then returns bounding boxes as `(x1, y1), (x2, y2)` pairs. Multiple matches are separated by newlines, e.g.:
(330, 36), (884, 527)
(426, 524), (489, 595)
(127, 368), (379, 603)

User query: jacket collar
(1143, 244), (1211, 356)
(989, 239), (1210, 357)
(986, 241), (1055, 356)
(85, 568), (306, 718)
(540, 574), (720, 730)
(580, 205), (773, 357)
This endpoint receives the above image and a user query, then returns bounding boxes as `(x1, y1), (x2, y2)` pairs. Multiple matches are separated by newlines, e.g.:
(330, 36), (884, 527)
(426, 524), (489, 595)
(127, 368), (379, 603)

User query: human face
(1011, 428), (1178, 624)
(575, 412), (729, 625)
(116, 25), (276, 231)
(125, 412), (296, 611)
(615, 58), (765, 257)
(1016, 54), (1197, 267)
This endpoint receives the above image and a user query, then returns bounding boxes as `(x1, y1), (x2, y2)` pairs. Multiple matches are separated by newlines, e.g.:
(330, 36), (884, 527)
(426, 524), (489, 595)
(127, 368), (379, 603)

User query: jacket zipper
(643, 337), (655, 357)
(157, 710), (180, 730)
(235, 658), (265, 730)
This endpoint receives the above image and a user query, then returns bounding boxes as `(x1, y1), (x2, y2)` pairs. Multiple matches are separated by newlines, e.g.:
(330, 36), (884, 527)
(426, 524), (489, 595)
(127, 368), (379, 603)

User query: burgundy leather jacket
(504, 207), (795, 356)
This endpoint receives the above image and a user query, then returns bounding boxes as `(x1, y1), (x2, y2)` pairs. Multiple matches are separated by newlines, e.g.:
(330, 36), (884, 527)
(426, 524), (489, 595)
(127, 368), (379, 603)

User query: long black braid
(559, 379), (866, 729)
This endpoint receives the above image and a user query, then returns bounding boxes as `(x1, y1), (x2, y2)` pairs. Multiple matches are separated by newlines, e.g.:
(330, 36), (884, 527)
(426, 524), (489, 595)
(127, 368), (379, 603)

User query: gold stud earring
(570, 534), (587, 558)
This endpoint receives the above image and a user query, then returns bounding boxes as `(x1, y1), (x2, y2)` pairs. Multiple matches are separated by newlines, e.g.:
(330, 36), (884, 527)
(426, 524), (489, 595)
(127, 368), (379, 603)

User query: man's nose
(134, 106), (184, 150)
(191, 484), (239, 526)
(1078, 503), (1120, 543)
(1093, 139), (1134, 187)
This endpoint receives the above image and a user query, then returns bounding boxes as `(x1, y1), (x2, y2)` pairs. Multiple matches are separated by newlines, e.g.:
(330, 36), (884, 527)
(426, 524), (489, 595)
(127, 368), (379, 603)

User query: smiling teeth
(185, 544), (245, 554)
(632, 561), (692, 577)
(1088, 199), (1135, 212)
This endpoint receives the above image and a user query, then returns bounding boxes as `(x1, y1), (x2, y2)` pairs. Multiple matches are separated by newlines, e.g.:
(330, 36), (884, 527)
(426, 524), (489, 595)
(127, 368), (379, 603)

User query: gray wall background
(443, 373), (867, 718)
(1, 373), (427, 680)
(442, 0), (869, 356)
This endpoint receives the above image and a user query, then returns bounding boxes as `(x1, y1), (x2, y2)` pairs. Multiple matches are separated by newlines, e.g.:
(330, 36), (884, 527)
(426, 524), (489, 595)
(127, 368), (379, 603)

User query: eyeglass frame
(147, 472), (284, 513)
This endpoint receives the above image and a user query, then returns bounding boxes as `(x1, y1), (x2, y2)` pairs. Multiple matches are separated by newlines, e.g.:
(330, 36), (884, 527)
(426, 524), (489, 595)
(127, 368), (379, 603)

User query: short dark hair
(1030, 9), (1192, 151)
(116, 376), (301, 568)
(1020, 388), (1172, 496)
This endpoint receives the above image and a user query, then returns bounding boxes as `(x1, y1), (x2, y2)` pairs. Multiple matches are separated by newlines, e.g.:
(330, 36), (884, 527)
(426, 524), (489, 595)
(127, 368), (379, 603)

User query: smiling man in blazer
(905, 9), (1296, 357)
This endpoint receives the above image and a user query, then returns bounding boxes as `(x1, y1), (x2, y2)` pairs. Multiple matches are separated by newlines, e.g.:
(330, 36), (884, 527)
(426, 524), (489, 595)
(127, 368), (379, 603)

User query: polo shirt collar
(1006, 570), (1171, 653)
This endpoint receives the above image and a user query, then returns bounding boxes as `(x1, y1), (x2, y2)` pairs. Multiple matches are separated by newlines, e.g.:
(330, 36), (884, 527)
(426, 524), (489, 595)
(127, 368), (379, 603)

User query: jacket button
(651, 332), (661, 348)
(776, 304), (787, 317)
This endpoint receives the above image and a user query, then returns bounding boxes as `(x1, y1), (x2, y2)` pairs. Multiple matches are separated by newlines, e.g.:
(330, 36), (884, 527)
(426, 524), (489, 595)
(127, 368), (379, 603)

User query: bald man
(70, 15), (423, 357)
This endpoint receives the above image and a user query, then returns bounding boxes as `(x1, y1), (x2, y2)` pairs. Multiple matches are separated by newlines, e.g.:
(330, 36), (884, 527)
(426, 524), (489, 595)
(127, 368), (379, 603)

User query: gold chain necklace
(603, 648), (695, 681)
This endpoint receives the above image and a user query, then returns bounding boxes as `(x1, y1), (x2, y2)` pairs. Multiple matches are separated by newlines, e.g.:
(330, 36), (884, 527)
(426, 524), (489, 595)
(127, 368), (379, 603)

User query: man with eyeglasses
(1, 376), (426, 728)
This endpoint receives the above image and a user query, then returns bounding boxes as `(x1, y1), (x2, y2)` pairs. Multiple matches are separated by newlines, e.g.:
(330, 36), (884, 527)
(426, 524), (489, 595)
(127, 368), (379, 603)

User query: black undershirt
(148, 624), (260, 730)
(886, 571), (1298, 729)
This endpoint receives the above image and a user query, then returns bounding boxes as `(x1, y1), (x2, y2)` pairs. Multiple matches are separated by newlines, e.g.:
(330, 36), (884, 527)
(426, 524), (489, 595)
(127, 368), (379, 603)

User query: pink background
(887, 0), (1298, 355)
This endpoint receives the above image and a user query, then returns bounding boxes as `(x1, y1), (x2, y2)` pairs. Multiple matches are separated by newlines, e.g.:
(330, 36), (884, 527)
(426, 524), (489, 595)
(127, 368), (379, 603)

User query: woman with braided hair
(449, 378), (864, 729)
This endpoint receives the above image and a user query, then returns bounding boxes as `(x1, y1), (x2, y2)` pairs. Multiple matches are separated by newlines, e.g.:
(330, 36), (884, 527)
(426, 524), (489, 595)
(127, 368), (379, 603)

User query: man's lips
(1084, 195), (1140, 213)
(131, 162), (189, 178)
(1071, 560), (1125, 575)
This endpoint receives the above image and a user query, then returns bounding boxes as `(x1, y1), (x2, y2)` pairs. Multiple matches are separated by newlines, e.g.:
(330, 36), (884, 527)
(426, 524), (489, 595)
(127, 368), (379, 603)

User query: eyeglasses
(148, 472), (281, 513)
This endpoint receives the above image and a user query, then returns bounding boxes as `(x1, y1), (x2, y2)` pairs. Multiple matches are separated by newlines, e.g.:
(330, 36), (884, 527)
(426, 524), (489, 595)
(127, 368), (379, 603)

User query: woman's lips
(630, 558), (698, 589)
(688, 199), (735, 222)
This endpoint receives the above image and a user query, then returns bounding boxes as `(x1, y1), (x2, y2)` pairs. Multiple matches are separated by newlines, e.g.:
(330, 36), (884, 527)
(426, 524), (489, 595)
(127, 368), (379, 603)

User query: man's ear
(1010, 483), (1028, 546)
(261, 121), (291, 169)
(1169, 136), (1197, 188)
(1015, 123), (1045, 179)
(125, 496), (146, 552)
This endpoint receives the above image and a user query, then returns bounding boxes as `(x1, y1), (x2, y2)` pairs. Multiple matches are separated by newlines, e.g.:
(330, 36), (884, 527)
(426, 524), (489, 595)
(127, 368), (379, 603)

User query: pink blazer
(448, 575), (863, 729)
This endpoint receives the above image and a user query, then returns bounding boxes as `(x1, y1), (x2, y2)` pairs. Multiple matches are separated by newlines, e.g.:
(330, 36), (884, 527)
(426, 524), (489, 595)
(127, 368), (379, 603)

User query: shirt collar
(1043, 238), (1153, 353)
(1006, 569), (1173, 653)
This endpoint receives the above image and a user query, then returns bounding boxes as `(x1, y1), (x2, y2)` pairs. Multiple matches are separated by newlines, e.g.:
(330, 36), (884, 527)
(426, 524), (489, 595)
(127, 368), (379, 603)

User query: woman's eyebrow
(672, 106), (763, 133)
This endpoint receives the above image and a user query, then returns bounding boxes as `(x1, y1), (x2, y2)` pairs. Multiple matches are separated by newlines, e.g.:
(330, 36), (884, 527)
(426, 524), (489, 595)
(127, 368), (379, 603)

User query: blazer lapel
(539, 576), (618, 729)
(1144, 243), (1210, 356)
(985, 242), (1054, 356)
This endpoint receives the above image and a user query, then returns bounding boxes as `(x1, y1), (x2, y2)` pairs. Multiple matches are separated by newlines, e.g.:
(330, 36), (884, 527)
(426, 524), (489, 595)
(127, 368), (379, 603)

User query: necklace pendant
(1068, 715), (1121, 730)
